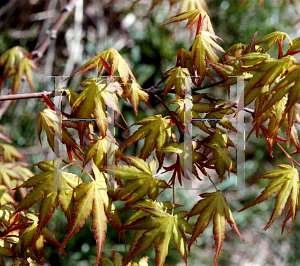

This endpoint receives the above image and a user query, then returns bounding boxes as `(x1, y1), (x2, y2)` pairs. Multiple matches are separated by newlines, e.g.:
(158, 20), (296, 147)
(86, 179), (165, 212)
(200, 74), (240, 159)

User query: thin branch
(32, 0), (78, 63)
(149, 79), (225, 94)
(204, 94), (255, 117)
(0, 91), (52, 101)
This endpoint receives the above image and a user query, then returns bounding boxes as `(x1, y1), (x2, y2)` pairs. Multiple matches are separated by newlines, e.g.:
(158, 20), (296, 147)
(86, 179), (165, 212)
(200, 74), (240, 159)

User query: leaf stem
(207, 174), (218, 191)
(275, 140), (300, 168)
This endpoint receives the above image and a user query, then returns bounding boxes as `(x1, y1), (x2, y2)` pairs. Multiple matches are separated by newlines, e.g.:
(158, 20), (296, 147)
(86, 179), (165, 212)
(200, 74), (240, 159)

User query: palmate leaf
(188, 190), (243, 266)
(162, 67), (190, 100)
(242, 55), (295, 106)
(239, 165), (299, 234)
(206, 143), (237, 182)
(0, 46), (39, 94)
(191, 31), (224, 85)
(11, 57), (40, 95)
(113, 157), (168, 208)
(13, 159), (82, 246)
(37, 108), (80, 153)
(59, 161), (122, 266)
(67, 48), (152, 116)
(121, 205), (192, 266)
(83, 137), (108, 168)
(0, 162), (33, 198)
(71, 78), (122, 147)
(0, 143), (26, 162)
(254, 31), (292, 53)
(120, 115), (176, 169)
(122, 80), (152, 116)
(68, 48), (136, 89)
(158, 141), (206, 183)
(159, 9), (214, 36)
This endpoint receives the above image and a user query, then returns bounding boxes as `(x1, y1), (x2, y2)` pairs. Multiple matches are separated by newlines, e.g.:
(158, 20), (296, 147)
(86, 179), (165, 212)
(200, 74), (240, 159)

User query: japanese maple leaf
(188, 190), (243, 266)
(0, 161), (33, 198)
(120, 115), (176, 170)
(122, 80), (152, 116)
(158, 141), (207, 185)
(0, 46), (40, 94)
(83, 137), (108, 168)
(71, 78), (122, 147)
(191, 31), (224, 85)
(121, 205), (192, 266)
(13, 159), (82, 247)
(162, 67), (190, 100)
(113, 157), (168, 208)
(68, 48), (138, 90)
(158, 9), (214, 37)
(59, 161), (122, 266)
(205, 142), (237, 182)
(20, 215), (62, 264)
(239, 164), (299, 237)
(37, 108), (81, 154)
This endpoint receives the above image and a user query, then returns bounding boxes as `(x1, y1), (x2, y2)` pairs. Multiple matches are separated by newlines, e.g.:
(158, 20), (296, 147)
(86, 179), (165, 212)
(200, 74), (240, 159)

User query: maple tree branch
(31, 0), (77, 63)
(0, 0), (77, 118)
(0, 91), (52, 101)
(148, 79), (225, 94)
(152, 94), (173, 113)
(203, 94), (255, 117)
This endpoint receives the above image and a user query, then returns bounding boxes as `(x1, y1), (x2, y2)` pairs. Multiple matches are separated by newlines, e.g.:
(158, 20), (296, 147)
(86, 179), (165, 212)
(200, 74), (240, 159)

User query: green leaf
(188, 190), (243, 266)
(114, 157), (167, 207)
(14, 159), (82, 246)
(122, 205), (191, 266)
(120, 115), (176, 169)
(239, 164), (299, 235)
(59, 161), (121, 266)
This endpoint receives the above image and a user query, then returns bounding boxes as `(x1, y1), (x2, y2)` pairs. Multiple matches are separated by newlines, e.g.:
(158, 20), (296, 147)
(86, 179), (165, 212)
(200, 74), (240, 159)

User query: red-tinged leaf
(245, 31), (259, 53)
(0, 143), (26, 162)
(0, 46), (30, 92)
(254, 31), (292, 52)
(122, 205), (191, 266)
(285, 36), (300, 56)
(162, 67), (190, 100)
(192, 31), (224, 85)
(37, 108), (80, 152)
(41, 94), (55, 110)
(68, 49), (136, 90)
(12, 57), (40, 95)
(114, 157), (167, 208)
(83, 137), (108, 168)
(188, 190), (243, 266)
(120, 115), (176, 169)
(205, 59), (234, 79)
(122, 80), (152, 116)
(72, 78), (121, 147)
(239, 164), (299, 233)
(99, 56), (111, 76)
(14, 159), (82, 246)
(60, 162), (121, 266)
(158, 141), (205, 182)
(158, 9), (214, 35)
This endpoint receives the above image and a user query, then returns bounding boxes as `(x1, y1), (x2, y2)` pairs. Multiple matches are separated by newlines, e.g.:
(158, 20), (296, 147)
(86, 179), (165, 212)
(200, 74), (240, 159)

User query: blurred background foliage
(1, 0), (300, 265)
